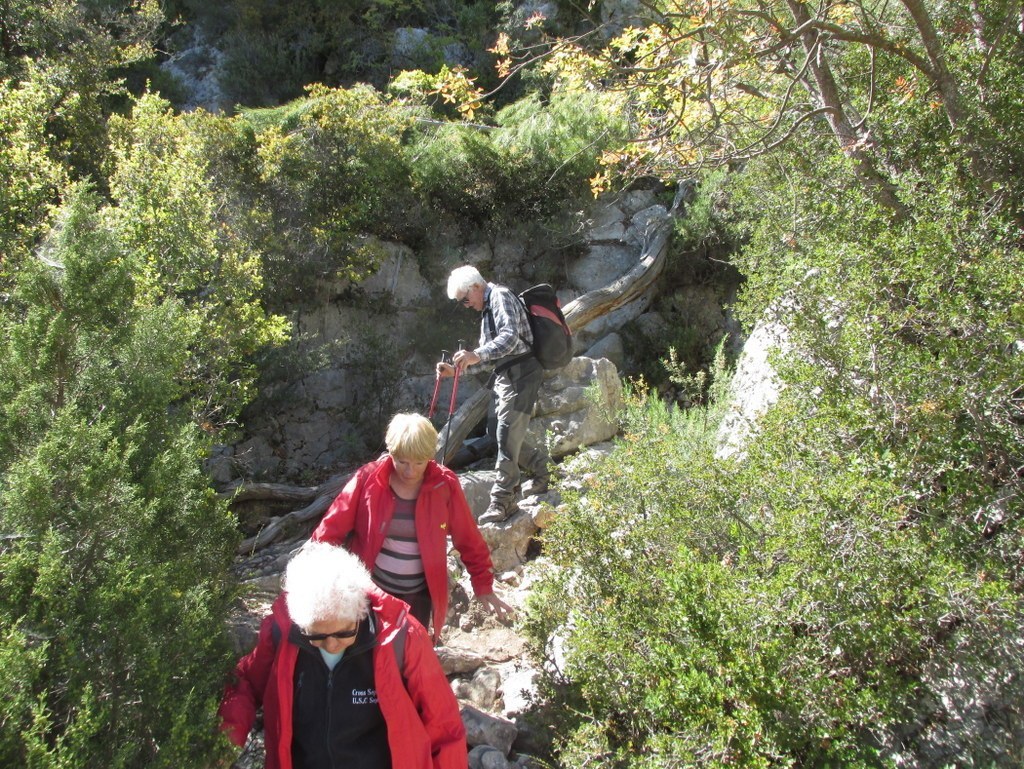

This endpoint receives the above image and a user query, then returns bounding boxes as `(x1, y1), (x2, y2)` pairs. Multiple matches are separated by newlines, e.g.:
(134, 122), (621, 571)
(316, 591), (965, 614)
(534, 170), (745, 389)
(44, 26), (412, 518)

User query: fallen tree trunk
(433, 388), (492, 465)
(560, 210), (674, 329)
(236, 472), (352, 555)
(220, 481), (320, 505)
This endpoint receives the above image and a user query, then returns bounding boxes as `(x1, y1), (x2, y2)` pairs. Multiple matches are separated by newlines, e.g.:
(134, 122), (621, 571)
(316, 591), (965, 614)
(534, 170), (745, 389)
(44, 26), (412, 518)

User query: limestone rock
(583, 332), (625, 371)
(529, 356), (623, 457)
(568, 242), (636, 291)
(359, 241), (431, 304)
(477, 506), (539, 574)
(437, 644), (489, 676)
(462, 705), (518, 756)
(453, 667), (503, 711)
(715, 317), (789, 460)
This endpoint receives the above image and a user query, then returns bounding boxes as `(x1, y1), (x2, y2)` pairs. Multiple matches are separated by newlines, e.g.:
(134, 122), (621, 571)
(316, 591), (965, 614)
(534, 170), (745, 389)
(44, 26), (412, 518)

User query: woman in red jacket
(311, 413), (513, 643)
(220, 542), (466, 769)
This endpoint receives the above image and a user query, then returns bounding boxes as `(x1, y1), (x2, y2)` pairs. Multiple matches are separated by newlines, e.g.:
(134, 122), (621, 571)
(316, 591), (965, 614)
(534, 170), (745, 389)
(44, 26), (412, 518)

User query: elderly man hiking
(436, 265), (550, 524)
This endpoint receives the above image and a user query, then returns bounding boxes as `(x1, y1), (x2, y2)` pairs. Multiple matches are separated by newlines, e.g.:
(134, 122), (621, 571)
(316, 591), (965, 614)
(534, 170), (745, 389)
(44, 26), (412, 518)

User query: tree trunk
(786, 0), (909, 218)
(236, 472), (352, 554)
(900, 0), (993, 190)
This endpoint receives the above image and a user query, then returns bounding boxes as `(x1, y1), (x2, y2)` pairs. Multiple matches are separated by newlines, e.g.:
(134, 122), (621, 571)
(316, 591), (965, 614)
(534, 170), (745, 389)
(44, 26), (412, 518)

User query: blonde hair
(446, 265), (486, 300)
(385, 412), (437, 461)
(284, 542), (373, 630)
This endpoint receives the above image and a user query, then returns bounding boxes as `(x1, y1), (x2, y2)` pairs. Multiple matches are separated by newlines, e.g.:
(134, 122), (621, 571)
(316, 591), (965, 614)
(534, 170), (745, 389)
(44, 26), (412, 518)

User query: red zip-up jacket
(311, 457), (495, 642)
(219, 591), (467, 769)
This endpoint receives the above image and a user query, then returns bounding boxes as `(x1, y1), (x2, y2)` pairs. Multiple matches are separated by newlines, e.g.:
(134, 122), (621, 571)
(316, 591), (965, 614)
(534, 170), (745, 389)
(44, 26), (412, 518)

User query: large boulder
(528, 356), (623, 457)
(715, 317), (789, 460)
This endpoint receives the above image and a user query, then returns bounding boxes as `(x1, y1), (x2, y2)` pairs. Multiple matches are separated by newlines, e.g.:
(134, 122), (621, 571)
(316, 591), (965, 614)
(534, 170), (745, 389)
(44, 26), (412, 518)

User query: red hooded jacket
(311, 457), (494, 642)
(219, 591), (467, 769)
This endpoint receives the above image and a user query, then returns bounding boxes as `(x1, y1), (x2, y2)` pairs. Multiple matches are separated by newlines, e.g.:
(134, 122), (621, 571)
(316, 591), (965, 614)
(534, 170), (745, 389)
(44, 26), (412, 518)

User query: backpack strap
(483, 296), (533, 383)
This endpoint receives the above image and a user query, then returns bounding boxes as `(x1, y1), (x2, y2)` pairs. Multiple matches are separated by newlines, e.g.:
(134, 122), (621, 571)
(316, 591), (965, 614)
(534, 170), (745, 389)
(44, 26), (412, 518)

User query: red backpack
(517, 284), (574, 370)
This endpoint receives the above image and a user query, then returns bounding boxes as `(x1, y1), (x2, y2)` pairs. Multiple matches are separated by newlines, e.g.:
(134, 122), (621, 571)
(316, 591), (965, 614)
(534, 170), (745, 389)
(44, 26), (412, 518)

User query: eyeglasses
(457, 294), (471, 306)
(299, 624), (359, 643)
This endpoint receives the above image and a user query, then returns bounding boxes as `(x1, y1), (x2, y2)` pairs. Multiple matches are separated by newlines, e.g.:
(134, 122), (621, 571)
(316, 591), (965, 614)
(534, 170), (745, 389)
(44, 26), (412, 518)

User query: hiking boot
(479, 500), (517, 525)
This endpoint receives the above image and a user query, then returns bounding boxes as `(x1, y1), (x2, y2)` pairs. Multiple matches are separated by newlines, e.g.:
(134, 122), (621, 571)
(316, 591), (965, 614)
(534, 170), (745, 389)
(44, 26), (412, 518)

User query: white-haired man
(436, 265), (550, 524)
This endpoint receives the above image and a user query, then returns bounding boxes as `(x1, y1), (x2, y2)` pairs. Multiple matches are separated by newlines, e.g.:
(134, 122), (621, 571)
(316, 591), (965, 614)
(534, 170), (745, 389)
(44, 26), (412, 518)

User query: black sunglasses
(299, 623), (359, 643)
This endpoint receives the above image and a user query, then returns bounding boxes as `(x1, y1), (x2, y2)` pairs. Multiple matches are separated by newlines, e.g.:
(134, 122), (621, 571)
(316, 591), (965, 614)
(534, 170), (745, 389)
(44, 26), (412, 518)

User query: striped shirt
(472, 283), (532, 370)
(372, 494), (426, 595)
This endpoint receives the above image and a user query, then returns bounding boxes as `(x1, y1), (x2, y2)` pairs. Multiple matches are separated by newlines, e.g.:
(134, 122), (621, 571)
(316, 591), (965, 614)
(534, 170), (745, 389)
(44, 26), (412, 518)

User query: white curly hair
(283, 542), (373, 630)
(446, 265), (486, 300)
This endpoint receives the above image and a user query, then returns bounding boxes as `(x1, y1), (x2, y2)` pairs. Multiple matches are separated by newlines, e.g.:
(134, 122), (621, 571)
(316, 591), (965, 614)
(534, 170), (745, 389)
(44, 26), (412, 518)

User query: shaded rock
(583, 332), (625, 371)
(160, 27), (228, 113)
(469, 744), (512, 769)
(625, 203), (672, 248)
(392, 27), (431, 67)
(206, 444), (236, 485)
(633, 310), (670, 343)
(587, 201), (628, 241)
(463, 705), (518, 755)
(619, 188), (659, 215)
(232, 436), (280, 479)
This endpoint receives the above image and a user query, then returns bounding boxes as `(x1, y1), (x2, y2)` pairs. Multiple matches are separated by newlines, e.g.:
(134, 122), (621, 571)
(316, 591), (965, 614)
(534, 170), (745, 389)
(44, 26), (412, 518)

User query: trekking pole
(441, 341), (465, 464)
(427, 350), (449, 419)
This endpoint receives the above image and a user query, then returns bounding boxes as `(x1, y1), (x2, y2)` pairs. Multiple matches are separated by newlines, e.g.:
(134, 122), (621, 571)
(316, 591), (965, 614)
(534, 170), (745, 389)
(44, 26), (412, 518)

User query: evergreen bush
(525, 218), (1024, 769)
(252, 84), (416, 302)
(0, 189), (242, 767)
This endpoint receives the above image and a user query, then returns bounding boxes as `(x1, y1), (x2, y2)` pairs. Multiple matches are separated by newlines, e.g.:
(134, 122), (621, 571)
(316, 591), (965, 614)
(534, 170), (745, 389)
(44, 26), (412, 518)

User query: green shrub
(526, 272), (1024, 768)
(108, 93), (290, 427)
(0, 73), (68, 288)
(0, 188), (242, 767)
(252, 84), (416, 300)
(406, 87), (626, 227)
(408, 123), (506, 224)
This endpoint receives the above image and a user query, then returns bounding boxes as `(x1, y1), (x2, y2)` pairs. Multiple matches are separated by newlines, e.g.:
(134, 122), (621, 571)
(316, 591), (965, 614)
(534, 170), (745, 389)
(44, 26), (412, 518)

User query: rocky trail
(226, 454), (612, 769)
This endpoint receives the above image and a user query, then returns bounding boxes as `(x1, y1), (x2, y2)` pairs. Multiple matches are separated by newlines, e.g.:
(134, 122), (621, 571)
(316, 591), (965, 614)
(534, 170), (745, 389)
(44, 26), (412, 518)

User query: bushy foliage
(107, 93), (289, 427)
(522, 2), (1024, 763)
(527, 314), (1024, 766)
(0, 0), (163, 183)
(0, 188), (243, 767)
(0, 72), (68, 288)
(248, 84), (416, 301)
(407, 88), (627, 226)
(0, 0), (165, 285)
